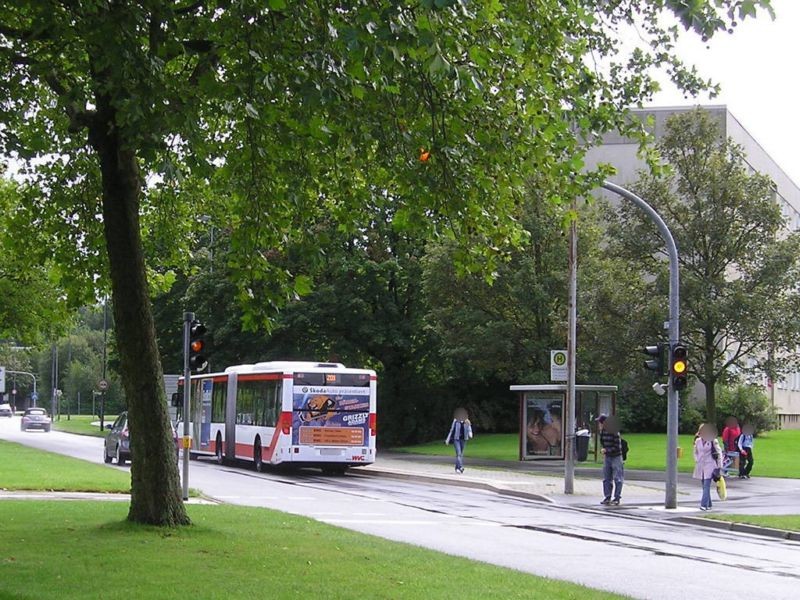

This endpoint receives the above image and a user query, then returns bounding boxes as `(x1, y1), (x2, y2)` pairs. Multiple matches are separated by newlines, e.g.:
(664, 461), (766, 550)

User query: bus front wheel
(254, 438), (263, 472)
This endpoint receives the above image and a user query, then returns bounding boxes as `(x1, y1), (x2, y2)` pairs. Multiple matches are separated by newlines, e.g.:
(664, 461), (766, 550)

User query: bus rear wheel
(254, 438), (263, 472)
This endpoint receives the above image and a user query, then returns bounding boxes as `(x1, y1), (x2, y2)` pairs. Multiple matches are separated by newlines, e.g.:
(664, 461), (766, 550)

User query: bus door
(199, 378), (213, 451)
(291, 372), (372, 458)
(225, 374), (238, 458)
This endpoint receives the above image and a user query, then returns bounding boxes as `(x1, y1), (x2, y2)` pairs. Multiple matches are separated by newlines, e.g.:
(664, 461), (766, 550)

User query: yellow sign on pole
(182, 436), (192, 449)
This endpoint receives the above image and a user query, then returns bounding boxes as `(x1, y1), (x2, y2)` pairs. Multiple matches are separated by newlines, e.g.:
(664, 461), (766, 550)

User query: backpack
(621, 438), (629, 462)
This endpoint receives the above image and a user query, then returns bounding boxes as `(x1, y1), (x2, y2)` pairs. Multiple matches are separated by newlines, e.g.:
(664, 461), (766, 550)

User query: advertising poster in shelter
(523, 394), (564, 459)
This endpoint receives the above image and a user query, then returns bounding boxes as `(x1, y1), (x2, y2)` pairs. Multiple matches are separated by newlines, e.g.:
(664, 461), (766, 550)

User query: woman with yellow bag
(693, 423), (724, 511)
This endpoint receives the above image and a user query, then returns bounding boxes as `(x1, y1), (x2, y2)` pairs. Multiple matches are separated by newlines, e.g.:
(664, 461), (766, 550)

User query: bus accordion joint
(369, 413), (377, 437)
(280, 411), (292, 435)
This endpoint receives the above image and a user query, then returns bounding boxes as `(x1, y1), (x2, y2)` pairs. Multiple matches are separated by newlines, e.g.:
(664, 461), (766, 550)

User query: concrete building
(585, 105), (800, 428)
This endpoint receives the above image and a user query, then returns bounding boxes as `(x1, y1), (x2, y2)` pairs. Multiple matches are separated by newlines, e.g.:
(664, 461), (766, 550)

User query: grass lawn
(705, 514), (800, 533)
(52, 414), (117, 438)
(0, 439), (130, 493)
(395, 430), (800, 478)
(0, 501), (626, 600)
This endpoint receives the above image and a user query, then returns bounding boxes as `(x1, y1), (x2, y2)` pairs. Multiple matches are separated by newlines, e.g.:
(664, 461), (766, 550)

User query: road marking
(320, 519), (442, 525)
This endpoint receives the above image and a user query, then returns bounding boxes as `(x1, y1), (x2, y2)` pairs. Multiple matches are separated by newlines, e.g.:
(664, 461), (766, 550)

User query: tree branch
(175, 1), (207, 16)
(43, 71), (96, 133)
(0, 47), (36, 65)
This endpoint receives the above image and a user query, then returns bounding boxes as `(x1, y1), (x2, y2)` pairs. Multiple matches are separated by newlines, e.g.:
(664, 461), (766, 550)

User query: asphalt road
(2, 417), (799, 600)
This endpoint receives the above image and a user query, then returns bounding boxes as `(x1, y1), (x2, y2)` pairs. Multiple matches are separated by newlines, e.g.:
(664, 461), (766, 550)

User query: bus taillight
(369, 413), (377, 437)
(280, 411), (292, 435)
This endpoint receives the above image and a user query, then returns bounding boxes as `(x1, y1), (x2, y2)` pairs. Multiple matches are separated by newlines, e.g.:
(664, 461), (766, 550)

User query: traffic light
(189, 320), (208, 372)
(671, 343), (688, 391)
(642, 343), (667, 376)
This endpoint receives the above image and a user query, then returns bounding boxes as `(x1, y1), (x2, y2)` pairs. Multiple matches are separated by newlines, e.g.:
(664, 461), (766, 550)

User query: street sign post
(0, 366), (5, 394)
(550, 351), (568, 382)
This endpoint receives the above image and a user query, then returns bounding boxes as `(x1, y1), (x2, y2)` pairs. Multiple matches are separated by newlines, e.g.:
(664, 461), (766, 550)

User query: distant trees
(610, 109), (800, 423)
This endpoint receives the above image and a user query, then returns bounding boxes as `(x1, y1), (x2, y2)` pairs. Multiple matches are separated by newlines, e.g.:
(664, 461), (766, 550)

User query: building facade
(585, 105), (800, 428)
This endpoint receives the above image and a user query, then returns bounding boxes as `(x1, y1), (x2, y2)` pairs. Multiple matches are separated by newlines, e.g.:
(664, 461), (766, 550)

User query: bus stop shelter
(510, 384), (617, 461)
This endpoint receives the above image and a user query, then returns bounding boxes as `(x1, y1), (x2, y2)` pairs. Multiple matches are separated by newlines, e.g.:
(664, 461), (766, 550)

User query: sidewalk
(362, 453), (671, 507)
(363, 452), (800, 515)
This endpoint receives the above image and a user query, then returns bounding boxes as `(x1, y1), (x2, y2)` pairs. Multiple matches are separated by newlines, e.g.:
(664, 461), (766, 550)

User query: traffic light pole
(601, 181), (680, 509)
(181, 311), (193, 501)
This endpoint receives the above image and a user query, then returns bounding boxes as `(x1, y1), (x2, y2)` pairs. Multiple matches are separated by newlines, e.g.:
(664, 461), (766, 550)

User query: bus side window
(212, 382), (226, 422)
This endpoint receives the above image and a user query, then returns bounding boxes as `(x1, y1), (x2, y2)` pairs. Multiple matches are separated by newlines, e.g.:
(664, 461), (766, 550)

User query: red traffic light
(189, 319), (208, 373)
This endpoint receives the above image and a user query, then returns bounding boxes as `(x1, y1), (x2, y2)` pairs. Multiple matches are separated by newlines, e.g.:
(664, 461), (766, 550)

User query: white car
(0, 403), (12, 418)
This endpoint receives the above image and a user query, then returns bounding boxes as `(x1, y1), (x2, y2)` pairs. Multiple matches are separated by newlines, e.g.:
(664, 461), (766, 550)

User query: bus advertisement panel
(292, 383), (370, 447)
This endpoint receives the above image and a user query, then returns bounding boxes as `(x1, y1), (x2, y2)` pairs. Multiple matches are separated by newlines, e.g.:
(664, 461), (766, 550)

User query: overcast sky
(648, 0), (800, 185)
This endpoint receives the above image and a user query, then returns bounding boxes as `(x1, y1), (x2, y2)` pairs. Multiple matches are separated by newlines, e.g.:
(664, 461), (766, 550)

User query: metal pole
(565, 199), (578, 494)
(601, 181), (680, 509)
(101, 297), (108, 431)
(50, 344), (59, 418)
(182, 311), (194, 501)
(6, 372), (37, 407)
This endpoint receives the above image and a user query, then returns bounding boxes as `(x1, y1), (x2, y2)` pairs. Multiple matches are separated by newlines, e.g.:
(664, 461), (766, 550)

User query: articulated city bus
(177, 361), (377, 472)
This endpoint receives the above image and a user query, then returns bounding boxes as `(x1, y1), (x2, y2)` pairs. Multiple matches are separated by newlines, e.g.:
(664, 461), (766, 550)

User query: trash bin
(575, 428), (590, 462)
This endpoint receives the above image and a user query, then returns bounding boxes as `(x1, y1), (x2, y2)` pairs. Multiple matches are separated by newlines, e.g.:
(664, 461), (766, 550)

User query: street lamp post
(601, 181), (681, 509)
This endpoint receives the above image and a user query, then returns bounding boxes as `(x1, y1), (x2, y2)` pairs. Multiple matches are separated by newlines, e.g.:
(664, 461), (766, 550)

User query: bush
(617, 374), (702, 433)
(680, 404), (704, 435)
(716, 384), (779, 434)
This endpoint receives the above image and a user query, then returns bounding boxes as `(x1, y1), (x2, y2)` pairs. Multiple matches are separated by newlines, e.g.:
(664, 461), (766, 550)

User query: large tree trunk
(703, 331), (717, 425)
(89, 99), (189, 526)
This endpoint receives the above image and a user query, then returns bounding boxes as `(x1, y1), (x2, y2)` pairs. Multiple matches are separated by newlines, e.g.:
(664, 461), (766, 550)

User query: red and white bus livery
(178, 361), (377, 472)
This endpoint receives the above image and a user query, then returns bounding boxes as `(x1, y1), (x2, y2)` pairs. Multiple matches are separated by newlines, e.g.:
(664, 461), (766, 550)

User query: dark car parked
(20, 408), (51, 432)
(104, 412), (131, 465)
(104, 411), (180, 466)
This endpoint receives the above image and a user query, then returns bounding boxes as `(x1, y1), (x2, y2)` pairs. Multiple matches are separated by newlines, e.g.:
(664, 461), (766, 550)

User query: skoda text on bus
(178, 361), (377, 472)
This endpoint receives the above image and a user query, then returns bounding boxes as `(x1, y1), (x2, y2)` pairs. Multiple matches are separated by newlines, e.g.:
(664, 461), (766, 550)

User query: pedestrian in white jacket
(445, 408), (473, 473)
(693, 423), (723, 511)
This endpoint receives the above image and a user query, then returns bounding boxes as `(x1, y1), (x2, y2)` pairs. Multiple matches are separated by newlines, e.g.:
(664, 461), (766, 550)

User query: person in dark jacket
(737, 424), (755, 479)
(597, 414), (624, 505)
(445, 407), (473, 473)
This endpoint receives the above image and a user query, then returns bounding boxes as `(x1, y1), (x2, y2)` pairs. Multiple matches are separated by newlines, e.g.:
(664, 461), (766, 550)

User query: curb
(676, 516), (800, 541)
(356, 467), (555, 504)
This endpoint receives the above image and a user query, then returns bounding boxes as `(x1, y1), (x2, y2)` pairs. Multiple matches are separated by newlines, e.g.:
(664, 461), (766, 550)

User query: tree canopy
(610, 108), (800, 423)
(0, 0), (771, 524)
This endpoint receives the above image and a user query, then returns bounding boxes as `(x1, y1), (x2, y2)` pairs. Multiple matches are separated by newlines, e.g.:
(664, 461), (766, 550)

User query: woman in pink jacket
(693, 423), (724, 511)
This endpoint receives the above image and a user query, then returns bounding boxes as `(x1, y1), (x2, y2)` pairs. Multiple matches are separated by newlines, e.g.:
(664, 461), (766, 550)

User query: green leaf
(293, 274), (313, 296)
(244, 103), (259, 119)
